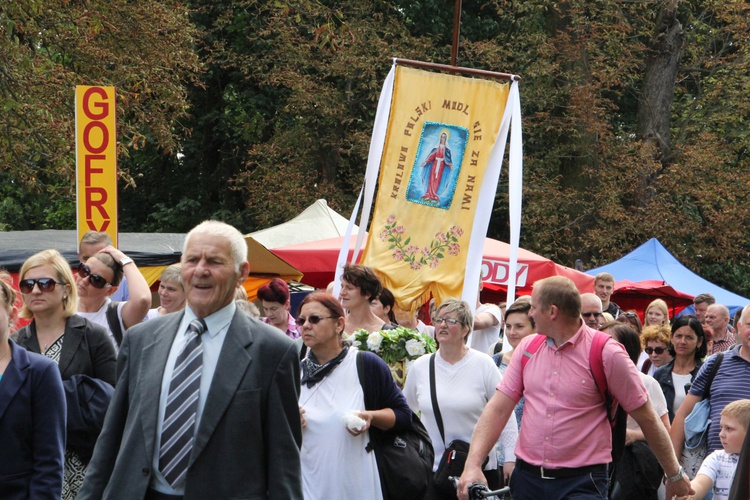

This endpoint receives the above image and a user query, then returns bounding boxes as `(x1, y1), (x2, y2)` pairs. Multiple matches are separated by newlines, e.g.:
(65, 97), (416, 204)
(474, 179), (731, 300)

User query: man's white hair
(183, 220), (248, 273)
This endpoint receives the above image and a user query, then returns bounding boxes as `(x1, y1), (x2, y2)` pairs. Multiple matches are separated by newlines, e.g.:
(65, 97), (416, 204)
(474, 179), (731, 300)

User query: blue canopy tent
(586, 238), (749, 318)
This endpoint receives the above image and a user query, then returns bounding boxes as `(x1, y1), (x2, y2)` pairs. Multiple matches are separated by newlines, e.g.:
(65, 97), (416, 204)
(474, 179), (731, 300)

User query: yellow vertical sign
(75, 86), (118, 246)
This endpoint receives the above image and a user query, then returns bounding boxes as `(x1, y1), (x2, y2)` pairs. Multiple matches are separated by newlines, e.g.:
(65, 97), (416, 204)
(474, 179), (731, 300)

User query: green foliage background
(1, 0), (749, 295)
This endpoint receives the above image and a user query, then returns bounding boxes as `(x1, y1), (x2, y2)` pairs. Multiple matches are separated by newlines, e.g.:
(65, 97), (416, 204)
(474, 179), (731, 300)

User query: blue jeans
(509, 465), (609, 500)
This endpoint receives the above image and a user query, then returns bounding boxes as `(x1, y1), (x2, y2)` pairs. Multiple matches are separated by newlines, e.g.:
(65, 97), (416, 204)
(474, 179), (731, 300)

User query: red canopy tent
(609, 279), (695, 320)
(270, 235), (595, 302)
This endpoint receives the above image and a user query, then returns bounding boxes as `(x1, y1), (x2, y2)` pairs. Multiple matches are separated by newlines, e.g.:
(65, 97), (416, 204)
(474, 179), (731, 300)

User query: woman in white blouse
(404, 299), (517, 499)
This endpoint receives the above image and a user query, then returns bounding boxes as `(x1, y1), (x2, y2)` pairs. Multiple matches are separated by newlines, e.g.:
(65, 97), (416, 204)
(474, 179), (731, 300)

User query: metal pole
(451, 0), (462, 66)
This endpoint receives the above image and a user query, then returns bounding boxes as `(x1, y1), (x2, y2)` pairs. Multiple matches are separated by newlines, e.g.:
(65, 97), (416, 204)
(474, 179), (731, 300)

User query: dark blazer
(0, 340), (66, 500)
(653, 359), (703, 422)
(78, 308), (303, 500)
(14, 315), (117, 386)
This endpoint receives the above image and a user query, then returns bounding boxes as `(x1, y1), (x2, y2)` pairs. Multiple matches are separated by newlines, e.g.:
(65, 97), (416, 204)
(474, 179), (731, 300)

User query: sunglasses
(644, 346), (667, 355)
(77, 263), (113, 289)
(19, 278), (64, 294)
(297, 315), (334, 326)
(582, 312), (603, 318)
(434, 317), (461, 326)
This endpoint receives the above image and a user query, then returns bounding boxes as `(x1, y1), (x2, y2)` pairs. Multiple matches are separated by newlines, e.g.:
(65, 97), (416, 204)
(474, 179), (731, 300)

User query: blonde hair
(19, 249), (78, 319)
(640, 325), (672, 347)
(645, 298), (670, 326)
(721, 399), (750, 430)
(0, 270), (18, 321)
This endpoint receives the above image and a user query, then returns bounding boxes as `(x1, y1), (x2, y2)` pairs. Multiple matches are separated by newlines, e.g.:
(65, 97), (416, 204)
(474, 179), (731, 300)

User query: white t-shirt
(299, 349), (381, 499)
(627, 372), (668, 431)
(697, 449), (739, 500)
(403, 349), (517, 471)
(78, 298), (125, 351)
(470, 304), (503, 354)
(672, 372), (693, 414)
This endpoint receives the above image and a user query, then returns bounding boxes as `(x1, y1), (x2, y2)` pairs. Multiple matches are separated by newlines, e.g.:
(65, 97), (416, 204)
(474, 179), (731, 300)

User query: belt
(516, 458), (608, 479)
(145, 489), (184, 500)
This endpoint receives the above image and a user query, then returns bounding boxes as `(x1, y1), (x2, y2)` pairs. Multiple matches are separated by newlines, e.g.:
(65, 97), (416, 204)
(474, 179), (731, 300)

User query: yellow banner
(361, 66), (509, 311)
(75, 86), (118, 246)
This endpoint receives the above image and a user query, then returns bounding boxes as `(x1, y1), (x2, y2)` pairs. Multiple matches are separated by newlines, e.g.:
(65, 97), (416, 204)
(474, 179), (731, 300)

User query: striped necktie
(158, 318), (207, 487)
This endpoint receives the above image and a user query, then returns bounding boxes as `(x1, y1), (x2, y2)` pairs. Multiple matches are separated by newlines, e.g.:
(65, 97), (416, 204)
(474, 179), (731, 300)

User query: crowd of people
(1, 228), (750, 500)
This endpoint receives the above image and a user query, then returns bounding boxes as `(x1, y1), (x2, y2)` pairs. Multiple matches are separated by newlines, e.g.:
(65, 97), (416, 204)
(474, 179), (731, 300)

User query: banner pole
(451, 0), (462, 66)
(392, 58), (521, 82)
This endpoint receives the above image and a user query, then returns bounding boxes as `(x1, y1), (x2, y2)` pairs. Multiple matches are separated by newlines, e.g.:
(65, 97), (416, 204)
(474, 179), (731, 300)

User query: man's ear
(237, 261), (250, 284)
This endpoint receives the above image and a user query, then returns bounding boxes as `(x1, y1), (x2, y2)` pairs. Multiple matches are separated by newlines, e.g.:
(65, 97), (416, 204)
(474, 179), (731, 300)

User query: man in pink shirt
(458, 276), (692, 500)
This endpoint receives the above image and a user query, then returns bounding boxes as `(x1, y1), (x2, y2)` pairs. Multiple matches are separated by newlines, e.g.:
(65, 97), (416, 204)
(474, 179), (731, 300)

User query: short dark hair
(693, 293), (716, 306)
(505, 300), (534, 328)
(601, 322), (640, 365)
(534, 277), (581, 319)
(341, 264), (382, 302)
(669, 315), (708, 361)
(378, 288), (397, 324)
(89, 252), (123, 286)
(257, 278), (290, 304)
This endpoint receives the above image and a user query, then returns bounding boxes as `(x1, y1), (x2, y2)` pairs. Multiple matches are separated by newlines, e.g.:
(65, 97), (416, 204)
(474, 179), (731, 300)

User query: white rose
(405, 338), (425, 356)
(366, 332), (383, 352)
(353, 340), (361, 347)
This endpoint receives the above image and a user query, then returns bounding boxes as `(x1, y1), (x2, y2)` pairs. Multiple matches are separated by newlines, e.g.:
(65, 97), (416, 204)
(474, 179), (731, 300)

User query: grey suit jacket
(77, 309), (303, 500)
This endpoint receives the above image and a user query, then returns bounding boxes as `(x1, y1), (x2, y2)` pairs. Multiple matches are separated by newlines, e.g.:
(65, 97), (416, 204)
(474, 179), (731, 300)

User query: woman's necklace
(40, 331), (64, 352)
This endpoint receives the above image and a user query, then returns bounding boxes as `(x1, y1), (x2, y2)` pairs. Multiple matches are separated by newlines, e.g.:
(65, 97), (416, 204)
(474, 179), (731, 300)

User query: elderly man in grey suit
(78, 221), (302, 500)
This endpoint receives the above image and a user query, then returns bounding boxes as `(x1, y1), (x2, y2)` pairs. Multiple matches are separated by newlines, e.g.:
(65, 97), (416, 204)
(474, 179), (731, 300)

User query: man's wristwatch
(665, 466), (685, 483)
(119, 257), (134, 267)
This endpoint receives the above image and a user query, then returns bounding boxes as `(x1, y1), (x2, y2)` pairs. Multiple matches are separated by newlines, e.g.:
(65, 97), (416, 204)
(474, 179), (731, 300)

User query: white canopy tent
(249, 199), (358, 249)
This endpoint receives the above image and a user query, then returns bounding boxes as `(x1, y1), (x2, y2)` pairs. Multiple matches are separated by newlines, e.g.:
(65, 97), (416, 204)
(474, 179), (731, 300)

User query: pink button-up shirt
(498, 324), (648, 468)
(263, 313), (300, 340)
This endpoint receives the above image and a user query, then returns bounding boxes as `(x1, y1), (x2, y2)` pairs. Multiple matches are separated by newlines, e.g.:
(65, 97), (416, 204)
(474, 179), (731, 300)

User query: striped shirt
(689, 346), (750, 452)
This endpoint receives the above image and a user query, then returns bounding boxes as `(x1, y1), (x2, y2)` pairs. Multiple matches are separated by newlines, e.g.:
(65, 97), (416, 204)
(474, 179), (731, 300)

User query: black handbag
(356, 352), (434, 500)
(429, 354), (487, 495)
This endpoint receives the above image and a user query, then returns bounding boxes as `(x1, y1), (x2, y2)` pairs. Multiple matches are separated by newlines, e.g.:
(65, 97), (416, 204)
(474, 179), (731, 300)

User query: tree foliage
(0, 0), (202, 228)
(3, 0), (750, 294)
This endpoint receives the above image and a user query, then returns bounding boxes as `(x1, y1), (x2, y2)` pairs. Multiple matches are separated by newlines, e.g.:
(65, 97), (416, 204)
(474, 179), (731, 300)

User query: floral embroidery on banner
(379, 214), (463, 270)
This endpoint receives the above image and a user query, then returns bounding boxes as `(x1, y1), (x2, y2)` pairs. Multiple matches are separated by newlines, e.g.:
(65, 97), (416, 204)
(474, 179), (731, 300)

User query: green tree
(0, 0), (202, 228)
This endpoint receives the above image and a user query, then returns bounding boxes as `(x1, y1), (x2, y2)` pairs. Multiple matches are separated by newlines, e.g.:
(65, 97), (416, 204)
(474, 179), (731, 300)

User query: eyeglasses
(77, 263), (113, 289)
(644, 346), (667, 355)
(582, 312), (603, 318)
(622, 312), (637, 318)
(434, 317), (461, 326)
(19, 278), (64, 294)
(297, 315), (334, 326)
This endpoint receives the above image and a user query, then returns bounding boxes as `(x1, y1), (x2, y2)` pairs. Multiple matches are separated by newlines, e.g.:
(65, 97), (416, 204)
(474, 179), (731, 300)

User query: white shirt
(470, 304), (503, 354)
(78, 298), (125, 351)
(299, 349), (382, 499)
(627, 372), (668, 431)
(403, 349), (516, 471)
(697, 449), (739, 500)
(150, 302), (236, 494)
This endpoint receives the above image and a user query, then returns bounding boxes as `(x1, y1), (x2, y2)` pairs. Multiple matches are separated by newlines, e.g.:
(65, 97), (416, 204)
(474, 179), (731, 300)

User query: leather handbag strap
(429, 353), (446, 446)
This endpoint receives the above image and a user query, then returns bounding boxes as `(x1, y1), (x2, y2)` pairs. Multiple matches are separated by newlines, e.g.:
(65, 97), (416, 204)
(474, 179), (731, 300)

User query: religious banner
(359, 65), (518, 311)
(75, 85), (118, 246)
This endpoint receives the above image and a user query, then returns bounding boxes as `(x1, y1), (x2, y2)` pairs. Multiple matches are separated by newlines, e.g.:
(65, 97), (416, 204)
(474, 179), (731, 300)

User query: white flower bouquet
(348, 326), (437, 387)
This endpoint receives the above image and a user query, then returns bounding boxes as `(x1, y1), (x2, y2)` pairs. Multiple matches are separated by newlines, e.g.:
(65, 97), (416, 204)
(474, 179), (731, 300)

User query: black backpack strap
(429, 353), (446, 446)
(703, 351), (724, 399)
(106, 301), (123, 347)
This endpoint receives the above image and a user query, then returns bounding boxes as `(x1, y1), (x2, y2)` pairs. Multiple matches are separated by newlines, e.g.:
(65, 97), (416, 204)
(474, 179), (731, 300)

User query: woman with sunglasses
(653, 316), (707, 423)
(297, 292), (411, 499)
(13, 249), (116, 500)
(638, 325), (673, 376)
(76, 246), (151, 349)
(404, 299), (517, 499)
(0, 271), (66, 500)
